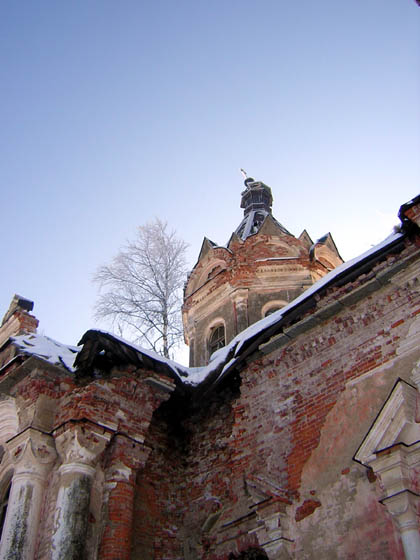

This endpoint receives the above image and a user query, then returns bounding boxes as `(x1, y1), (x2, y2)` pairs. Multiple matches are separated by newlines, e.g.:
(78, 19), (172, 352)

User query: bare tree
(93, 219), (188, 358)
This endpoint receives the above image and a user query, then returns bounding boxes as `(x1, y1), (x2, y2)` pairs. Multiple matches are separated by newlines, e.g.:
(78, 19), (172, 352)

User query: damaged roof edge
(74, 329), (190, 386)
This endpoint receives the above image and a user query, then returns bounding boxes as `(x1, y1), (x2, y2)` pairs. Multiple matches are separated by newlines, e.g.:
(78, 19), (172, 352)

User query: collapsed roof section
(74, 329), (189, 386)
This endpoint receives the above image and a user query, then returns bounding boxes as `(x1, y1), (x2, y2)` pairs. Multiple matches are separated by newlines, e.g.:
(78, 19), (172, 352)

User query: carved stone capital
(368, 442), (420, 499)
(54, 423), (111, 474)
(6, 428), (56, 478)
(381, 490), (420, 534)
(104, 435), (151, 485)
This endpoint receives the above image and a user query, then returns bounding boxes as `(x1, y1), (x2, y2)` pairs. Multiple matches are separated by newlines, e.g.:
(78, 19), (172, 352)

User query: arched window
(207, 265), (223, 281)
(261, 300), (287, 319)
(208, 325), (225, 358)
(264, 306), (281, 317)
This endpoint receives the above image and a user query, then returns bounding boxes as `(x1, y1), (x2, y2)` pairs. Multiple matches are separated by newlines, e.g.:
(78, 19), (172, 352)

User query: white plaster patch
(110, 464), (132, 481)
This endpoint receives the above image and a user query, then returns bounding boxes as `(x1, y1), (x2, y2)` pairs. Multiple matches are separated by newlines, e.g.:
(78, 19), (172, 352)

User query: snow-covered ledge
(0, 429), (56, 560)
(51, 423), (111, 560)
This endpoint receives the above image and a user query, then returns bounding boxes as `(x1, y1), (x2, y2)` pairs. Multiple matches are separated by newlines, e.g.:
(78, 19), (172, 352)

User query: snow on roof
(88, 329), (191, 379)
(7, 230), (406, 389)
(11, 332), (80, 372)
(181, 230), (405, 387)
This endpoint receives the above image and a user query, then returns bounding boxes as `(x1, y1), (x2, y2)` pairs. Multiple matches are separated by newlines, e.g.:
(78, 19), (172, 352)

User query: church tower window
(264, 306), (281, 317)
(208, 325), (225, 358)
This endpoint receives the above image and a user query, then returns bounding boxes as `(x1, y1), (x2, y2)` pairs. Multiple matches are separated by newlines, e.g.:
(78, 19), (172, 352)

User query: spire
(234, 174), (290, 240)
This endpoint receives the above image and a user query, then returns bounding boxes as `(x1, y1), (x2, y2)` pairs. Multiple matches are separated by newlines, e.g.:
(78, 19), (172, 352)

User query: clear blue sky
(1, 1), (419, 360)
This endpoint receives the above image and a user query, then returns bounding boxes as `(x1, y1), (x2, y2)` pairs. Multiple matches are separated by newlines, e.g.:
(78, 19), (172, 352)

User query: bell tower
(182, 176), (343, 367)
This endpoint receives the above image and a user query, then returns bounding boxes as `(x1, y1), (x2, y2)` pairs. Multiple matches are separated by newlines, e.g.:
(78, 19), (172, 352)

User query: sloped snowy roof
(11, 332), (80, 372)
(182, 229), (406, 389)
(78, 229), (405, 389)
(4, 228), (410, 394)
(74, 329), (190, 383)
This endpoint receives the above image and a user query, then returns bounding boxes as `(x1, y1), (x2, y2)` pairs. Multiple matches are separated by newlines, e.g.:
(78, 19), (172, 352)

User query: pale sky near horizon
(1, 1), (419, 364)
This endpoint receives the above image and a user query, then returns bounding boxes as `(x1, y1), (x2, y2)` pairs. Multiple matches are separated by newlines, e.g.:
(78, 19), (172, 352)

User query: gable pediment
(355, 379), (420, 465)
(298, 229), (313, 250)
(258, 214), (291, 237)
(197, 237), (217, 262)
(310, 232), (343, 268)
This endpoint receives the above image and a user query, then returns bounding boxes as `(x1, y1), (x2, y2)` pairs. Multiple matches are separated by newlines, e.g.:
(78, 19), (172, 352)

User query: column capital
(6, 428), (56, 477)
(54, 422), (112, 474)
(0, 430), (56, 560)
(368, 442), (420, 499)
(104, 435), (151, 485)
(381, 490), (420, 534)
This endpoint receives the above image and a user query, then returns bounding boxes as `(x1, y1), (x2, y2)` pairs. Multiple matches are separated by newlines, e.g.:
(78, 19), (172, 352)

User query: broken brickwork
(132, 239), (419, 559)
(0, 194), (419, 559)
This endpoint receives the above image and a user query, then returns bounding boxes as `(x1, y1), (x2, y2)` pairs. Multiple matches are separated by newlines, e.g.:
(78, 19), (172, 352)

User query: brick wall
(134, 242), (419, 559)
(0, 233), (418, 559)
(0, 351), (174, 560)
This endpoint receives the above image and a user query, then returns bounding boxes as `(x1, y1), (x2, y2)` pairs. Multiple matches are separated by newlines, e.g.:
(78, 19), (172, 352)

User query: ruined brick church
(0, 178), (419, 560)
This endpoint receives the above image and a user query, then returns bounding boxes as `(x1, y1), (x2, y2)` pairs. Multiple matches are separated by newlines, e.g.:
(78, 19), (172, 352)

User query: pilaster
(381, 491), (420, 560)
(233, 288), (249, 335)
(99, 434), (151, 560)
(367, 443), (420, 560)
(0, 429), (56, 560)
(51, 422), (111, 560)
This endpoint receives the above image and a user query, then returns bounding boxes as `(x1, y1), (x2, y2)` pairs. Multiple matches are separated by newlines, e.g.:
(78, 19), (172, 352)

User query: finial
(240, 168), (254, 189)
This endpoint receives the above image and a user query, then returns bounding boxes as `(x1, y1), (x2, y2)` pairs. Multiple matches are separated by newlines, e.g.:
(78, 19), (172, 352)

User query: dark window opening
(236, 222), (246, 238)
(0, 482), (11, 540)
(264, 306), (281, 317)
(250, 212), (265, 234)
(229, 547), (269, 560)
(208, 325), (225, 357)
